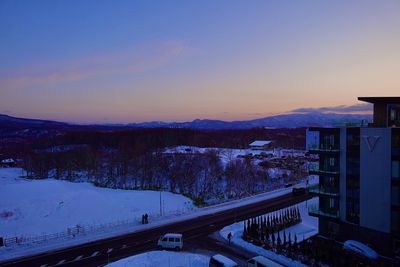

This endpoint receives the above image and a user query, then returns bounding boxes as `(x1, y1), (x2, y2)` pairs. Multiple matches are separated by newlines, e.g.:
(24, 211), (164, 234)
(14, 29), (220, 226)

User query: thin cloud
(291, 103), (373, 114)
(0, 40), (190, 88)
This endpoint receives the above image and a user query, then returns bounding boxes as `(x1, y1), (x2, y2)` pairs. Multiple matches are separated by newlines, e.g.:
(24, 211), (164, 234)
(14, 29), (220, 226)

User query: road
(0, 192), (311, 267)
(185, 233), (257, 266)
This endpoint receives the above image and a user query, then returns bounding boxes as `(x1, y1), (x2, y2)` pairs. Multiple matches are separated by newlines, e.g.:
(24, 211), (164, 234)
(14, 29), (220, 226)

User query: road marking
(121, 244), (128, 249)
(107, 248), (113, 253)
(55, 259), (66, 265)
(91, 251), (100, 257)
(74, 255), (84, 261)
(40, 264), (47, 267)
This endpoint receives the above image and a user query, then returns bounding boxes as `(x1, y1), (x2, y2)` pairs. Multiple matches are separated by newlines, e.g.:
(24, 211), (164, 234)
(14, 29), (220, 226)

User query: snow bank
(220, 198), (318, 267)
(106, 251), (210, 267)
(0, 168), (195, 238)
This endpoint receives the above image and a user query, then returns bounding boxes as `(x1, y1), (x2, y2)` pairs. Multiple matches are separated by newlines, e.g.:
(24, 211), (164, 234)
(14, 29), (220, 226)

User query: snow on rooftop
(211, 254), (238, 266)
(1, 159), (15, 164)
(106, 251), (210, 267)
(162, 233), (182, 238)
(249, 140), (272, 146)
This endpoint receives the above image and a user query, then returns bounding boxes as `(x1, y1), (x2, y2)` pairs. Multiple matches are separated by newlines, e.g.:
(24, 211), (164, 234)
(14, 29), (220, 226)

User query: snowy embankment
(106, 251), (210, 267)
(220, 198), (318, 267)
(0, 168), (316, 261)
(0, 168), (194, 238)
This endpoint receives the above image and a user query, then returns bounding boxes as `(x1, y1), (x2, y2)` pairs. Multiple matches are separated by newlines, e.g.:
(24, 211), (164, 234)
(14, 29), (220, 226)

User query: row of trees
(22, 147), (282, 204)
(243, 206), (302, 248)
(15, 128), (307, 205)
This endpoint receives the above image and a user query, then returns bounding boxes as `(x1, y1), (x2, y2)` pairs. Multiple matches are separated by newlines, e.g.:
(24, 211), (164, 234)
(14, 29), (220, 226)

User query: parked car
(157, 233), (183, 251)
(247, 256), (283, 267)
(343, 240), (379, 260)
(209, 254), (238, 267)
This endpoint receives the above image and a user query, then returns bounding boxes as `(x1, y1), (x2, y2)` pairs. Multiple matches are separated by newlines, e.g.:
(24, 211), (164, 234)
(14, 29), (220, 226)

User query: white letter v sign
(362, 136), (381, 152)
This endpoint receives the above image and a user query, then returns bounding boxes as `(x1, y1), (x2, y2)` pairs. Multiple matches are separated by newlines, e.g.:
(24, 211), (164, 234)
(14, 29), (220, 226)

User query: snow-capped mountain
(129, 112), (372, 129)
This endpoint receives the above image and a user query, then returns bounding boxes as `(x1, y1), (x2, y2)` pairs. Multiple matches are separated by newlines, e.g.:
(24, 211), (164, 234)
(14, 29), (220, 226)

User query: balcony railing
(308, 163), (340, 175)
(308, 144), (340, 153)
(308, 184), (339, 197)
(308, 203), (339, 219)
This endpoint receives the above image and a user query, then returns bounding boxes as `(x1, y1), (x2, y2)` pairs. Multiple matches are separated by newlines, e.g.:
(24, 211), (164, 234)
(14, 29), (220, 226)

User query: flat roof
(249, 140), (272, 146)
(358, 97), (400, 104)
(211, 254), (238, 266)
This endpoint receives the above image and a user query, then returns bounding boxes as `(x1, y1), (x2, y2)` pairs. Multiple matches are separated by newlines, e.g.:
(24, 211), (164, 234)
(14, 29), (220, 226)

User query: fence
(2, 206), (194, 248)
(1, 177), (306, 248)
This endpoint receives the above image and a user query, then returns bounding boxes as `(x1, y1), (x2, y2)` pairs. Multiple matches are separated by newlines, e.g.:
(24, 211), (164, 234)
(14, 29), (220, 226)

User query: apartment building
(306, 97), (400, 257)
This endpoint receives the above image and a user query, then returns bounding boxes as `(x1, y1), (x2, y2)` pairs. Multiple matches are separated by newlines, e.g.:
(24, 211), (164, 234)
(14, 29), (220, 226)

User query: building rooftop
(249, 140), (272, 146)
(358, 97), (400, 104)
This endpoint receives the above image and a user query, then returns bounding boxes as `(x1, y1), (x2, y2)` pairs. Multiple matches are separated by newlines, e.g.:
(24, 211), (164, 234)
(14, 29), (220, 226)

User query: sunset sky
(1, 0), (399, 123)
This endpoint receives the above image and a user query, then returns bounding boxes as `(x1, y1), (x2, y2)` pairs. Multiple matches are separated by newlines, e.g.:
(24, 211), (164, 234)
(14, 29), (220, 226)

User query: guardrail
(308, 203), (339, 218)
(2, 207), (194, 248)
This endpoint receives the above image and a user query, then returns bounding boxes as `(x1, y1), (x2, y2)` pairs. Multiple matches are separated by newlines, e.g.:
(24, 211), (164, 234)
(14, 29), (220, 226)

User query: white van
(209, 254), (238, 267)
(157, 233), (183, 250)
(247, 256), (283, 267)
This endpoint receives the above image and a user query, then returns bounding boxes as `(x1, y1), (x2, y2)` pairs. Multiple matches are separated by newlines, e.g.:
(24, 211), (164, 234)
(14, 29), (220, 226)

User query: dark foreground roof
(358, 97), (400, 104)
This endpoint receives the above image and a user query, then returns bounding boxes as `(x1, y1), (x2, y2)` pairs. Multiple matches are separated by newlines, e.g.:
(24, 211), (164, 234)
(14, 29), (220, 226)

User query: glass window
(329, 198), (335, 208)
(392, 211), (400, 233)
(393, 161), (400, 179)
(392, 186), (400, 205)
(391, 108), (396, 120)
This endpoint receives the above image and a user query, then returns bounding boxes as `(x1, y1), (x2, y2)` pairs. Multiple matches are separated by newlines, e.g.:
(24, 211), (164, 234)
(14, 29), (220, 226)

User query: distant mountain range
(129, 112), (372, 129)
(1, 112), (372, 133)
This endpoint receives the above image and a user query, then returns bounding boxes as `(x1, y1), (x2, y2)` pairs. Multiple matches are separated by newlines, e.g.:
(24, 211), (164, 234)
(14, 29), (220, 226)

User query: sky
(0, 0), (399, 124)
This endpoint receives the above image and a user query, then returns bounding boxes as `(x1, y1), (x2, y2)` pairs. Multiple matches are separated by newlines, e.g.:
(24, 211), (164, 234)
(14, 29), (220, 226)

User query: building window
(392, 211), (400, 234)
(329, 198), (335, 209)
(329, 158), (335, 167)
(392, 186), (400, 206)
(329, 177), (335, 186)
(393, 161), (400, 179)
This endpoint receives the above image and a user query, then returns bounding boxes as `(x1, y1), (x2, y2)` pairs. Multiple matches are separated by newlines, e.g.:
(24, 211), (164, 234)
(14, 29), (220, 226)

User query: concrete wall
(306, 129), (319, 150)
(339, 128), (347, 222)
(360, 127), (392, 233)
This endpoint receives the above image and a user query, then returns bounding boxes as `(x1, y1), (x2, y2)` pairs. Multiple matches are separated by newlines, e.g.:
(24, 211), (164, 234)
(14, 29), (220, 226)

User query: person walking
(227, 232), (232, 245)
(144, 213), (149, 224)
(141, 214), (145, 224)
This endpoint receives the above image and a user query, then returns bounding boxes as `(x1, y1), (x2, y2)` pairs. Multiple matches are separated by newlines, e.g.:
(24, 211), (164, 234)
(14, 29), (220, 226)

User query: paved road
(0, 192), (311, 267)
(185, 233), (257, 266)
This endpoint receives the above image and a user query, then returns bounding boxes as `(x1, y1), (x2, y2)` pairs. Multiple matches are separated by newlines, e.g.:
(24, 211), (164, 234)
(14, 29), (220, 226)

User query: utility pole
(160, 190), (162, 216)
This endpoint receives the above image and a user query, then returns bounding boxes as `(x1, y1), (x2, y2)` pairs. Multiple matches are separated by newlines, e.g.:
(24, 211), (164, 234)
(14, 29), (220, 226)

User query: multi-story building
(306, 97), (400, 257)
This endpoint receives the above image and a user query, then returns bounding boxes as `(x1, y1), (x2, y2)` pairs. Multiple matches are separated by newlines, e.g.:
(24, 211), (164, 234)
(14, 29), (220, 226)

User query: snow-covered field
(220, 198), (318, 267)
(0, 167), (316, 262)
(0, 168), (194, 238)
(106, 251), (210, 267)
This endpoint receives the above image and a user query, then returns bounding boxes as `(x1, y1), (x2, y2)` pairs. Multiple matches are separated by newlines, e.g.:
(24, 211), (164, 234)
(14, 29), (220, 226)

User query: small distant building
(0, 158), (16, 167)
(249, 140), (273, 150)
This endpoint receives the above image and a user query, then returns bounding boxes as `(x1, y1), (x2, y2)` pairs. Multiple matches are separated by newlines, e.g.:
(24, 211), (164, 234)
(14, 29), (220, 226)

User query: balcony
(308, 184), (339, 197)
(308, 163), (340, 176)
(308, 203), (339, 219)
(308, 144), (340, 154)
